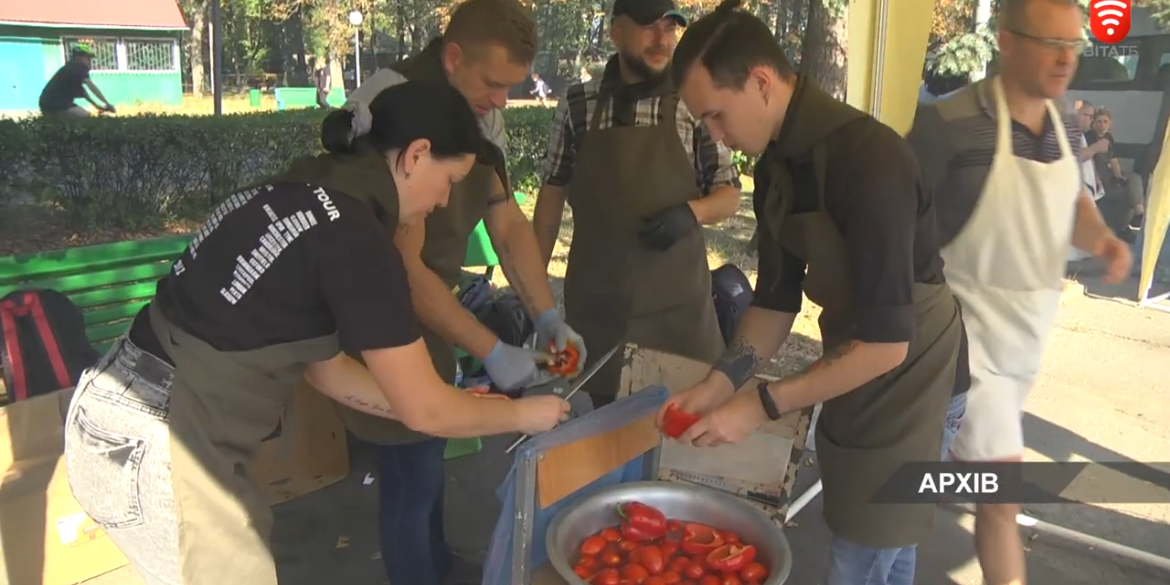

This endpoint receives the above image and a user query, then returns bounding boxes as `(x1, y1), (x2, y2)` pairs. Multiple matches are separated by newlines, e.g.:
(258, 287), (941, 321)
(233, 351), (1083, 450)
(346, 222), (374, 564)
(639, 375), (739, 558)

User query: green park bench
(0, 191), (525, 357)
(274, 87), (347, 110)
(0, 235), (193, 355)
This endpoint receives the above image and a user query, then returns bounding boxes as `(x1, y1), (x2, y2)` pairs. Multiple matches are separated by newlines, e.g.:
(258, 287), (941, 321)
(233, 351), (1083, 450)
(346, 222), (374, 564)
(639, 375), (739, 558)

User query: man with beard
(531, 0), (741, 407)
(906, 1), (1130, 583)
(662, 2), (967, 584)
(337, 1), (585, 584)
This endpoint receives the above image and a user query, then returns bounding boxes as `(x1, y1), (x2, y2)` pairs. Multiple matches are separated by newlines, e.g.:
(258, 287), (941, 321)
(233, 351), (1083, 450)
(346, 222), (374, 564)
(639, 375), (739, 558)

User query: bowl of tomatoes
(546, 481), (791, 585)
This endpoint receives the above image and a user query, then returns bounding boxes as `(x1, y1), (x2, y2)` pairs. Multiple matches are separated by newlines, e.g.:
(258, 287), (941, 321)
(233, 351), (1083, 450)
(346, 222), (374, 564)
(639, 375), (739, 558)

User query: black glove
(638, 202), (698, 251)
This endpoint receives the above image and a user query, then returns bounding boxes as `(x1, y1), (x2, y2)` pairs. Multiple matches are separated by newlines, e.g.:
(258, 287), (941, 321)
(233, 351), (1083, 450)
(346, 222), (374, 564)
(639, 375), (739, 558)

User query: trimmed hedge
(0, 106), (556, 231)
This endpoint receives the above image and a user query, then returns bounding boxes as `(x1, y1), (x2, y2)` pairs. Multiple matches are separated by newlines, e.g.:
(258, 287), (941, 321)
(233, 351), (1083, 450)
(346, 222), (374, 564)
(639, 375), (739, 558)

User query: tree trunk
(329, 48), (344, 94)
(189, 0), (209, 96)
(799, 0), (848, 99)
(288, 8), (309, 85)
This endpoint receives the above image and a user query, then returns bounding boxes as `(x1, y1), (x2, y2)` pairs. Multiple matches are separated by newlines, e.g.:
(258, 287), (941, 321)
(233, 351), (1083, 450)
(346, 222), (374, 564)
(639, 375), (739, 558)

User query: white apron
(943, 78), (1081, 461)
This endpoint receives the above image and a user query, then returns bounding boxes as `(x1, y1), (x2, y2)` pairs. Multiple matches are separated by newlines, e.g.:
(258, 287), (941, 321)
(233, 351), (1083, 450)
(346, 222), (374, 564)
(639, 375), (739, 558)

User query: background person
(662, 3), (967, 585)
(63, 80), (568, 585)
(337, 1), (585, 583)
(531, 0), (741, 408)
(906, 2), (1131, 584)
(39, 45), (115, 117)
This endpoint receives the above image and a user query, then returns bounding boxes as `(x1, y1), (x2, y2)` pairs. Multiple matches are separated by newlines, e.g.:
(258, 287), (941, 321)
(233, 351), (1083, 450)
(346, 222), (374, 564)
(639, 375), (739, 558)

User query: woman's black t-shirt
(128, 182), (418, 360)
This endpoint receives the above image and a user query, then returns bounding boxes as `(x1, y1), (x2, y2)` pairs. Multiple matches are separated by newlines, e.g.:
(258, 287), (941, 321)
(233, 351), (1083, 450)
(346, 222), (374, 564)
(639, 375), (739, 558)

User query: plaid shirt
(540, 78), (741, 193)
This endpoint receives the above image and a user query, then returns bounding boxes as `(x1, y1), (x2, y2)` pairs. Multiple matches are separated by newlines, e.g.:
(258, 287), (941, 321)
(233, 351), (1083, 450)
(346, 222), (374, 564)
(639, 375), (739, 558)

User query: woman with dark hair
(61, 80), (569, 585)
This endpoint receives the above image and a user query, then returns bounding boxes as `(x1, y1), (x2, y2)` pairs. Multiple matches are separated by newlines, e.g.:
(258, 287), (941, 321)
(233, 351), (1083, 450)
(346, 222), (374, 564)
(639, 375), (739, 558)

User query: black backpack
(711, 264), (753, 346)
(0, 289), (101, 402)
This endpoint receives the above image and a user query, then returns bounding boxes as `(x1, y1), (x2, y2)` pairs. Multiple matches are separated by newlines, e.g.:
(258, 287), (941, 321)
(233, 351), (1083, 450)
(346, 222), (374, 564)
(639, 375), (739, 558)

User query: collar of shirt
(973, 76), (1056, 138)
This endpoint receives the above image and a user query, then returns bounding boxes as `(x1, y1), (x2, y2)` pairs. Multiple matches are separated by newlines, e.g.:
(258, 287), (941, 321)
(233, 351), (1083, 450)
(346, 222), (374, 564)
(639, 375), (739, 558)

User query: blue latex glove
(482, 341), (547, 391)
(535, 309), (588, 374)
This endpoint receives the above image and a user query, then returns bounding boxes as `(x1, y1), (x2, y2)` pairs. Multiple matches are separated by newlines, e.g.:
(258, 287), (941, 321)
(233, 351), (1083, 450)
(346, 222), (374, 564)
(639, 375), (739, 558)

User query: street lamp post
(349, 10), (364, 86)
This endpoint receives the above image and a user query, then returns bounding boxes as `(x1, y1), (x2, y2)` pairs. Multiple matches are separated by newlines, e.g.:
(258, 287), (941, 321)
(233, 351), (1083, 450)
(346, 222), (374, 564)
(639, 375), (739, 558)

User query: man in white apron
(906, 1), (1131, 584)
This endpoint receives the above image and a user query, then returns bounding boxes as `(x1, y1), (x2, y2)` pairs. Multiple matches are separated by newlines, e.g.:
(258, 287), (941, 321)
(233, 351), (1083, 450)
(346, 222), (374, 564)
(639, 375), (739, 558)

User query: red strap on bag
(24, 292), (73, 391)
(0, 298), (29, 401)
(0, 293), (73, 401)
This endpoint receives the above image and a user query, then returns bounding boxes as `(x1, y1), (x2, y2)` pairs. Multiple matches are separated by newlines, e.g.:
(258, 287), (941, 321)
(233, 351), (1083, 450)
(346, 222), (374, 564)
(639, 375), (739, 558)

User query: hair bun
(715, 0), (742, 14)
(321, 109), (358, 154)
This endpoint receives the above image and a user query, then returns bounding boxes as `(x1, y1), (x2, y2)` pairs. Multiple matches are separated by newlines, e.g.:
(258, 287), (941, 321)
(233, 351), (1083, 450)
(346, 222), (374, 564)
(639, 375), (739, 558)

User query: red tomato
(720, 531), (741, 545)
(683, 560), (705, 580)
(661, 541), (680, 558)
(667, 520), (683, 532)
(743, 580), (761, 585)
(639, 545), (666, 575)
(602, 550), (624, 567)
(581, 536), (608, 556)
(621, 563), (650, 583)
(668, 556), (690, 573)
(619, 540), (640, 553)
(644, 578), (667, 585)
(579, 556), (599, 570)
(601, 527), (623, 542)
(660, 570), (682, 584)
(574, 564), (593, 578)
(720, 576), (742, 585)
(681, 581), (697, 585)
(592, 568), (620, 585)
(698, 576), (721, 585)
(739, 563), (767, 581)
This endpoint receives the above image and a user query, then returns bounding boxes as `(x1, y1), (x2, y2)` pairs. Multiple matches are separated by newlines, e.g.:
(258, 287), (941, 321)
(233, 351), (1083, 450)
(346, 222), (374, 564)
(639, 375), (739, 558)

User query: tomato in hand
(661, 404), (702, 438)
(621, 563), (650, 583)
(592, 568), (620, 585)
(739, 562), (767, 581)
(601, 527), (622, 542)
(581, 535), (607, 556)
(639, 545), (666, 575)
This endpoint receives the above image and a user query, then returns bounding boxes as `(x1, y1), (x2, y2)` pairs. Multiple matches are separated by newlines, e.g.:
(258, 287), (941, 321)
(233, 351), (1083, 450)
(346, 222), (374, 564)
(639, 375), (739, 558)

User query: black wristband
(757, 381), (782, 421)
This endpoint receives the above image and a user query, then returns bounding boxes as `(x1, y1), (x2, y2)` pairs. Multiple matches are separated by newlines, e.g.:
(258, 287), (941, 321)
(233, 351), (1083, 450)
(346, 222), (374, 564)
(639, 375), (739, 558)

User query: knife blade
(504, 345), (620, 454)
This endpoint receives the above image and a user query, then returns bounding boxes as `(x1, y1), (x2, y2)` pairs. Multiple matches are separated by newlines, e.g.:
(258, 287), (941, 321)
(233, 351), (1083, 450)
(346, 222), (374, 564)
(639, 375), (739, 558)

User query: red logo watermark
(1090, 0), (1132, 44)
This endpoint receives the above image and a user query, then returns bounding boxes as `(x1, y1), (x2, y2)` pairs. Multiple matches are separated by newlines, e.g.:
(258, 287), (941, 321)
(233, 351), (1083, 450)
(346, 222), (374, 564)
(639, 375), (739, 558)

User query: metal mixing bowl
(546, 481), (792, 584)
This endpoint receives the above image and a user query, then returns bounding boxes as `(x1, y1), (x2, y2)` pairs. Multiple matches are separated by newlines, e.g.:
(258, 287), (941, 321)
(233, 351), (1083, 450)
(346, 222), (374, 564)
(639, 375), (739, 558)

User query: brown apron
(757, 87), (961, 547)
(148, 302), (341, 583)
(335, 40), (501, 444)
(564, 85), (724, 403)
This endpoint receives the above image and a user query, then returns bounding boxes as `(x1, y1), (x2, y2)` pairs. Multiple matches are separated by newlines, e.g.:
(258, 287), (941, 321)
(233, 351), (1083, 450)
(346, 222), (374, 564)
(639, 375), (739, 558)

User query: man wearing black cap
(39, 45), (115, 118)
(531, 0), (741, 407)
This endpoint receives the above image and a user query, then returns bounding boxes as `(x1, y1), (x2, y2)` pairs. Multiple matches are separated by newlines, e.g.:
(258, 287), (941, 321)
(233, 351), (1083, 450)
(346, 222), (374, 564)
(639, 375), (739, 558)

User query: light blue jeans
(825, 392), (968, 585)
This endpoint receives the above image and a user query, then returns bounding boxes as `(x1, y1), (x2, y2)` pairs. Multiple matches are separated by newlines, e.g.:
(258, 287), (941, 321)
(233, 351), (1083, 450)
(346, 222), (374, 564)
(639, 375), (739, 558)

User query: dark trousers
(316, 90), (330, 109)
(376, 439), (452, 585)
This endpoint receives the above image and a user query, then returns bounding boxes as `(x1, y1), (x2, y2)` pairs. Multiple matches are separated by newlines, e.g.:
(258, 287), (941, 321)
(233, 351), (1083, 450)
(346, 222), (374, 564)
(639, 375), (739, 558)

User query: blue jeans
(376, 439), (452, 585)
(826, 392), (968, 585)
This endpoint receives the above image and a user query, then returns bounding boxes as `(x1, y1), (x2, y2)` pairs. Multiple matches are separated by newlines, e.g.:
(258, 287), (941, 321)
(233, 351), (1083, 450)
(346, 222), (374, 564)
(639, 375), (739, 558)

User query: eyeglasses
(1006, 29), (1088, 53)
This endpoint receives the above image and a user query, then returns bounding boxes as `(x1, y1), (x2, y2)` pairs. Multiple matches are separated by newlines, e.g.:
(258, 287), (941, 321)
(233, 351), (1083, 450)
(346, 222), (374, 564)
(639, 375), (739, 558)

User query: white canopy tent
(787, 0), (1170, 572)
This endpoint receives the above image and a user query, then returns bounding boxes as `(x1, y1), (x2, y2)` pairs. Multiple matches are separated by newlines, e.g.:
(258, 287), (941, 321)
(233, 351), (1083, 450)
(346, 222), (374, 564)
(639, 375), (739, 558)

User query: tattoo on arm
(497, 242), (537, 310)
(712, 338), (763, 389)
(784, 340), (860, 385)
(341, 394), (394, 416)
